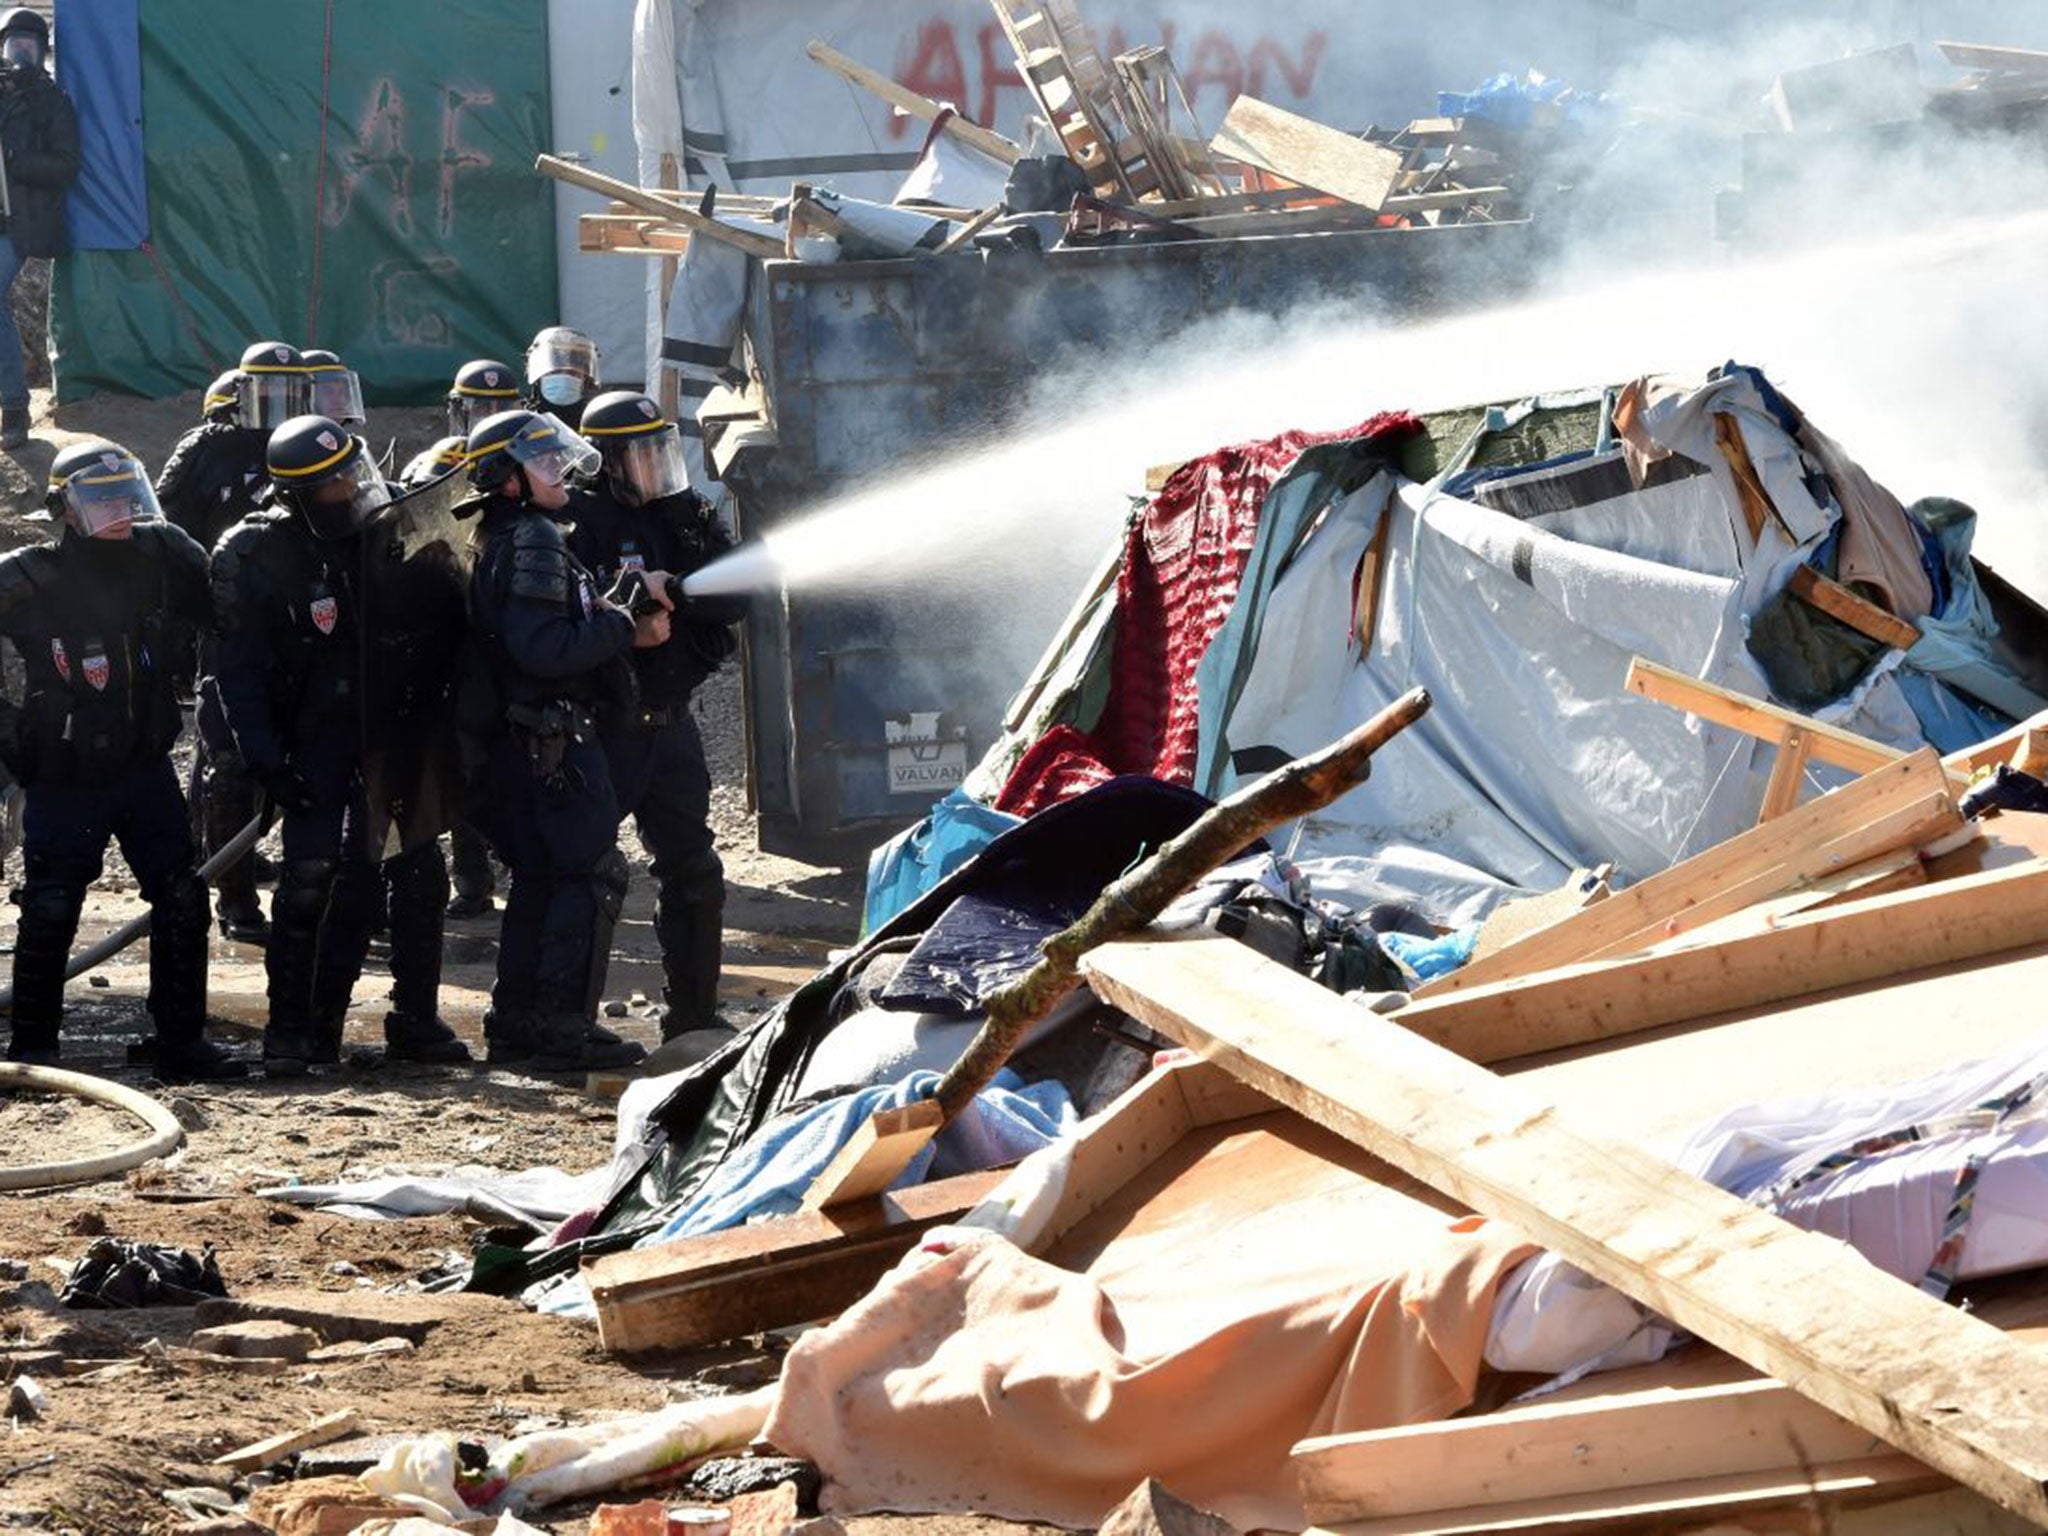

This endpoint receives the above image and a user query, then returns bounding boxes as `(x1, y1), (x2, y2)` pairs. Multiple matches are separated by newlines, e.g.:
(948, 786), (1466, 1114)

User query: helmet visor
(288, 446), (391, 540)
(447, 390), (513, 438)
(527, 332), (600, 388)
(513, 415), (601, 486)
(238, 369), (310, 430)
(308, 368), (366, 427)
(603, 423), (692, 505)
(60, 455), (164, 538)
(2, 33), (43, 69)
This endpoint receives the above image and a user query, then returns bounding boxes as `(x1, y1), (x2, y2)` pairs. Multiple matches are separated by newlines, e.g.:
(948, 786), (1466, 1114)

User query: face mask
(1, 36), (40, 69)
(538, 374), (583, 406)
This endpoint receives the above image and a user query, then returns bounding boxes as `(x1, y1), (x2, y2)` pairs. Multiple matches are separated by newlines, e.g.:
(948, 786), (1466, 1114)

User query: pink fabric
(996, 414), (1421, 817)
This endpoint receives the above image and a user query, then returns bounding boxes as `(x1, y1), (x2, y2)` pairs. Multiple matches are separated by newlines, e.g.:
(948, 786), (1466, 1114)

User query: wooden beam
(1756, 726), (1813, 822)
(212, 1409), (365, 1474)
(578, 214), (691, 256)
(586, 1167), (1006, 1355)
(1937, 40), (2048, 75)
(1392, 858), (2048, 1063)
(804, 40), (1021, 164)
(1789, 565), (1922, 650)
(537, 154), (785, 260)
(1625, 656), (1905, 776)
(1208, 97), (1403, 214)
(1295, 1378), (1889, 1522)
(1082, 936), (2048, 1529)
(1417, 747), (1958, 995)
(799, 1099), (943, 1210)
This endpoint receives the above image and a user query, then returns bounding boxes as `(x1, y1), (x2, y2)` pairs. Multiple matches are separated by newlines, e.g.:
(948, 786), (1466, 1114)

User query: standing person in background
(523, 328), (600, 431)
(174, 341), (311, 945)
(572, 391), (747, 1042)
(0, 7), (77, 451)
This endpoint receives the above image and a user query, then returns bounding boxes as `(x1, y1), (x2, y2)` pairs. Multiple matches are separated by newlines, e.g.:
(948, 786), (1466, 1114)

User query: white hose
(0, 1060), (185, 1191)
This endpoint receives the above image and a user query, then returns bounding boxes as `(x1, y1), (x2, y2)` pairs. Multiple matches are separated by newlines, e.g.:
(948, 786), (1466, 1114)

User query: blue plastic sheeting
(53, 0), (147, 250)
(1905, 498), (2048, 724)
(1892, 667), (2008, 754)
(1380, 925), (1479, 985)
(1437, 70), (1616, 134)
(644, 1069), (1072, 1244)
(863, 788), (1021, 935)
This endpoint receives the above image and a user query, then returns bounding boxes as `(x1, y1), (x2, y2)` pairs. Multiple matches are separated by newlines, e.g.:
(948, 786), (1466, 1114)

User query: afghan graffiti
(327, 77), (412, 232)
(438, 87), (495, 239)
(891, 18), (1327, 138)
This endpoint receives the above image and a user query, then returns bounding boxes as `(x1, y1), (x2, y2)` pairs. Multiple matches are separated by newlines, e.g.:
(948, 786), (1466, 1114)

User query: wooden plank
(1417, 747), (1955, 996)
(1940, 40), (2048, 75)
(1393, 858), (2048, 1063)
(1789, 564), (1922, 650)
(1295, 1378), (1887, 1522)
(1944, 709), (2048, 777)
(1642, 846), (1926, 951)
(804, 40), (1021, 164)
(578, 215), (692, 256)
(1626, 656), (1905, 776)
(1311, 1455), (1950, 1535)
(1351, 496), (1393, 655)
(586, 1168), (1006, 1355)
(1756, 726), (1812, 822)
(1082, 936), (2048, 1529)
(799, 1099), (943, 1210)
(212, 1409), (364, 1473)
(1208, 96), (1403, 214)
(536, 154), (784, 260)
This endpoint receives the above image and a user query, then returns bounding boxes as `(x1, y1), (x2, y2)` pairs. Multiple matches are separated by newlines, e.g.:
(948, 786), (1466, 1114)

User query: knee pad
(16, 877), (85, 936)
(592, 847), (631, 923)
(272, 857), (339, 928)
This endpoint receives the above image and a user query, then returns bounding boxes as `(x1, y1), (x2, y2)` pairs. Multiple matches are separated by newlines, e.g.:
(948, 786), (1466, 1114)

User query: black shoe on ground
(483, 1009), (537, 1065)
(528, 1014), (646, 1074)
(0, 407), (29, 452)
(155, 1037), (250, 1083)
(445, 891), (495, 919)
(216, 899), (269, 946)
(5, 1038), (58, 1068)
(261, 1024), (322, 1078)
(383, 1012), (473, 1065)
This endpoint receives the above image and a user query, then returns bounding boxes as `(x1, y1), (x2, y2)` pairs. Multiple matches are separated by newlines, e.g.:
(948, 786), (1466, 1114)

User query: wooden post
(1757, 726), (1813, 822)
(656, 152), (681, 420)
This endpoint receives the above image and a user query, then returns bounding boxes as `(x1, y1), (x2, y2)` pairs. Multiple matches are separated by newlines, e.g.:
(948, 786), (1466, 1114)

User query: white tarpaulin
(548, 0), (648, 383)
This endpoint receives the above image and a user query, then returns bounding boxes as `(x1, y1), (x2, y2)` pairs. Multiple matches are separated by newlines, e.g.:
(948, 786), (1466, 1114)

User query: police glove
(257, 763), (317, 815)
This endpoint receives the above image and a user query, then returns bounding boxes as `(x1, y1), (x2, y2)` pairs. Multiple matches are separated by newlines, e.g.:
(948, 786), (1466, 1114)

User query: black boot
(1, 406), (29, 451)
(384, 1012), (473, 1064)
(146, 870), (248, 1082)
(446, 821), (496, 917)
(9, 877), (83, 1066)
(527, 1012), (646, 1074)
(483, 1008), (538, 1065)
(263, 857), (336, 1077)
(655, 890), (727, 1041)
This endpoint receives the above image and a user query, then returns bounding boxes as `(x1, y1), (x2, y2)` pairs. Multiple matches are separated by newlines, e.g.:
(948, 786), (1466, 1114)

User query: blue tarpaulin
(54, 0), (147, 250)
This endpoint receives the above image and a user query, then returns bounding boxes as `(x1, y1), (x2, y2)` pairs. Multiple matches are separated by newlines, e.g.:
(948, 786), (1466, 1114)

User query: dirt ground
(0, 386), (938, 1534)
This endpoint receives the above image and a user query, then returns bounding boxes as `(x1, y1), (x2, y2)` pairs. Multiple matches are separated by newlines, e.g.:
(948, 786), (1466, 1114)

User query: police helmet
(580, 390), (693, 507)
(464, 408), (600, 494)
(201, 370), (243, 424)
(0, 9), (47, 71)
(301, 348), (366, 428)
(525, 326), (600, 408)
(447, 358), (520, 439)
(400, 435), (468, 489)
(47, 440), (164, 539)
(266, 415), (390, 541)
(237, 341), (311, 430)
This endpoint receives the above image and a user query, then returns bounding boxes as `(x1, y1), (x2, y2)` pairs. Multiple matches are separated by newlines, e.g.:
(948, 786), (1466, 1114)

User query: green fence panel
(52, 0), (556, 404)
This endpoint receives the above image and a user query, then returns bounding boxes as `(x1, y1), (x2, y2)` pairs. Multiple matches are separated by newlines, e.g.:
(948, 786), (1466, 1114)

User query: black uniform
(0, 53), (78, 260)
(0, 525), (214, 1068)
(463, 494), (638, 1064)
(156, 420), (271, 936)
(568, 483), (741, 1033)
(210, 510), (383, 1068)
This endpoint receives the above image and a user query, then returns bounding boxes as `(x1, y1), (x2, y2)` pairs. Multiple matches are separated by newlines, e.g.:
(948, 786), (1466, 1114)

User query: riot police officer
(212, 416), (469, 1075)
(522, 328), (600, 430)
(573, 391), (747, 1038)
(301, 348), (366, 428)
(166, 339), (312, 944)
(0, 440), (243, 1079)
(447, 358), (521, 440)
(460, 409), (666, 1071)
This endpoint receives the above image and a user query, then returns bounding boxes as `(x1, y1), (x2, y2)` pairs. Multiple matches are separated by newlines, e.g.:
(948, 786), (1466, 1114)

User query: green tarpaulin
(51, 0), (556, 405)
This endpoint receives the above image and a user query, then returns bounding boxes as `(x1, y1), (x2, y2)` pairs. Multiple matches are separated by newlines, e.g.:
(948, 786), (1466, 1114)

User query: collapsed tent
(917, 362), (2048, 928)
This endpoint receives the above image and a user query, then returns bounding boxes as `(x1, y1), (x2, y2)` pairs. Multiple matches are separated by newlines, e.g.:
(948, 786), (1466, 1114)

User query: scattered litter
(59, 1238), (228, 1308)
(5, 1375), (48, 1422)
(169, 1096), (211, 1132)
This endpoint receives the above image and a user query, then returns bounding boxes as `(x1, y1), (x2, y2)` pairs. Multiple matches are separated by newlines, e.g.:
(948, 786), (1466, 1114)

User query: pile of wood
(553, 0), (1523, 268)
(575, 652), (2048, 1534)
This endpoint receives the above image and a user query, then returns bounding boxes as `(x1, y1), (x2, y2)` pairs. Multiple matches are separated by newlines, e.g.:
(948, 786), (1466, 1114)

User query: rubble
(188, 1319), (322, 1362)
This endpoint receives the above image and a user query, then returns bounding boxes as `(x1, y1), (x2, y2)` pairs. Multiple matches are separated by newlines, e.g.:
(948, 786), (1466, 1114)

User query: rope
(304, 0), (337, 344)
